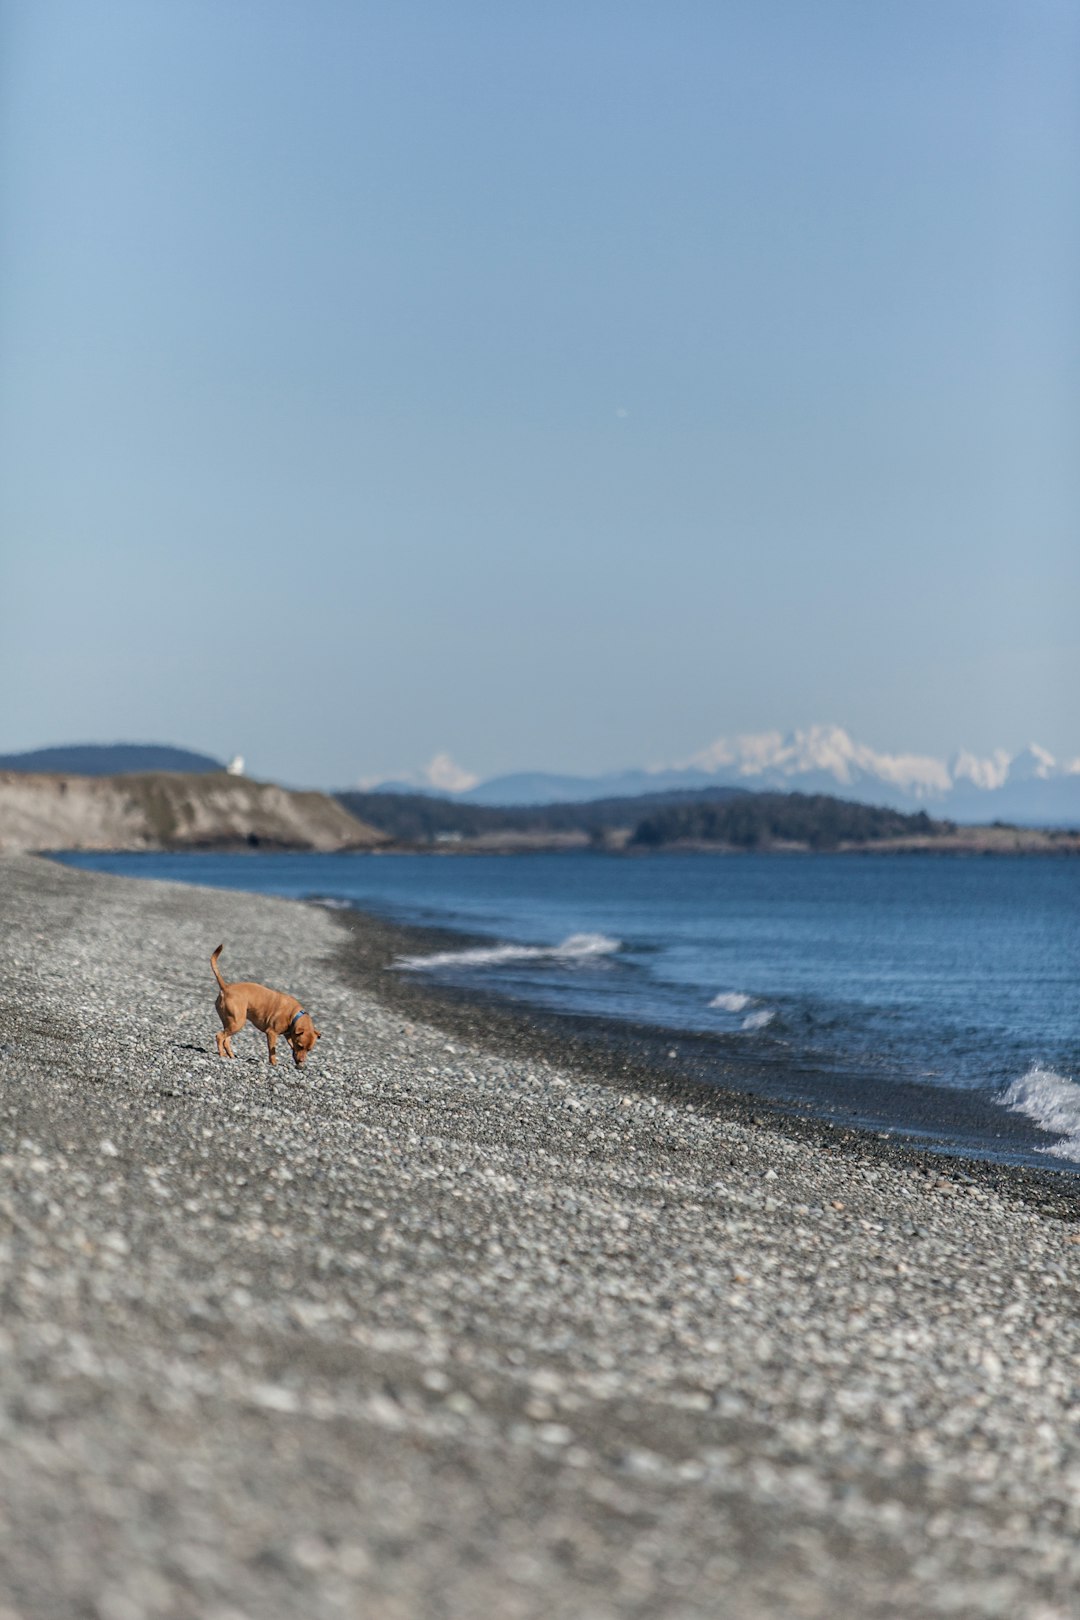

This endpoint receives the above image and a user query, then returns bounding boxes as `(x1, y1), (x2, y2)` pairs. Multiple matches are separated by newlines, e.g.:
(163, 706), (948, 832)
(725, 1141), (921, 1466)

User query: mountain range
(374, 726), (1080, 825)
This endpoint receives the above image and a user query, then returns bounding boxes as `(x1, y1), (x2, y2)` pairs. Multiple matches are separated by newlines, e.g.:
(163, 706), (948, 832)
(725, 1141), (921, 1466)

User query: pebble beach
(3, 852), (1080, 1620)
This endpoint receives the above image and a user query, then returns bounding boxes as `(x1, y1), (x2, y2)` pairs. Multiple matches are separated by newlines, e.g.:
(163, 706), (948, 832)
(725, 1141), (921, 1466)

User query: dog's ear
(314, 1028), (322, 1039)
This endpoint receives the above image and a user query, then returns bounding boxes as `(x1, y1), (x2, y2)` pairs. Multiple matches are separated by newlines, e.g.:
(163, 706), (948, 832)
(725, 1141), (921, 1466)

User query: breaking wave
(395, 932), (621, 972)
(710, 991), (751, 1012)
(740, 1008), (775, 1033)
(1000, 1066), (1080, 1161)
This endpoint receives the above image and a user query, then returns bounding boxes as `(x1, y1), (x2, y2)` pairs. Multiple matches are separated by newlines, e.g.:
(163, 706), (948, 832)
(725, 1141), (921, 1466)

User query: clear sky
(2, 0), (1077, 788)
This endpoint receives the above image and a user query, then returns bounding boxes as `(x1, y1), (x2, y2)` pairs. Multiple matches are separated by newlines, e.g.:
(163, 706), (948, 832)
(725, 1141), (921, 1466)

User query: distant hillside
(0, 772), (384, 853)
(0, 744), (223, 776)
(336, 784), (748, 843)
(456, 768), (685, 806)
(630, 793), (946, 850)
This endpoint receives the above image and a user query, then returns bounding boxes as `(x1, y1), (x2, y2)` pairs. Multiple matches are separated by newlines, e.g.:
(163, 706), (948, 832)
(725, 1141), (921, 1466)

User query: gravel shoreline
(3, 852), (1080, 1619)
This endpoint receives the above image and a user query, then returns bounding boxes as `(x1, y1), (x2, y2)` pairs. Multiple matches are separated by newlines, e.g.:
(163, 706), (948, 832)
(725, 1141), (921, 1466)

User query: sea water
(55, 850), (1080, 1169)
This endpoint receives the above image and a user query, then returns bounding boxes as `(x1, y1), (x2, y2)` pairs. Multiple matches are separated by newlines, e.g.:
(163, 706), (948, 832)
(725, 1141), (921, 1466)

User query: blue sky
(1, 0), (1077, 787)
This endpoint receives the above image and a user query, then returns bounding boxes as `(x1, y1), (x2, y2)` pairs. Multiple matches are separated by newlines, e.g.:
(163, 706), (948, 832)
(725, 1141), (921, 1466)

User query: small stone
(249, 1383), (300, 1414)
(291, 1534), (331, 1572)
(536, 1422), (574, 1447)
(621, 1448), (663, 1476)
(338, 1543), (371, 1577)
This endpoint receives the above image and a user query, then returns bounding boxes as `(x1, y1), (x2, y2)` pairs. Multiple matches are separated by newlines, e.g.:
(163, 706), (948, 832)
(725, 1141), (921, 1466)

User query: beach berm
(1, 852), (1079, 1619)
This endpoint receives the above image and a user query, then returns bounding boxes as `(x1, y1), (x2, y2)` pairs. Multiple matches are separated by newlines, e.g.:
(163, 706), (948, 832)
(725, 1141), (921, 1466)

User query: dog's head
(288, 1013), (321, 1067)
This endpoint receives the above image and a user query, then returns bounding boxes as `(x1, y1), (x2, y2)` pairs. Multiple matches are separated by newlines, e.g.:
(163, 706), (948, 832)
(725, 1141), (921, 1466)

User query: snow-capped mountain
(672, 728), (1080, 823)
(364, 726), (1080, 824)
(681, 725), (955, 799)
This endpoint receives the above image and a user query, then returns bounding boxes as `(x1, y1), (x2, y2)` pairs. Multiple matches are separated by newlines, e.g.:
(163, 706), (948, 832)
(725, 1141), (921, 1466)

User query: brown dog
(211, 944), (321, 1068)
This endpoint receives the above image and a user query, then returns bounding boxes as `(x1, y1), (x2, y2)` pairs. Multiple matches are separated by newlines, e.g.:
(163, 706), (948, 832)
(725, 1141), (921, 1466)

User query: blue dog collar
(287, 1008), (306, 1030)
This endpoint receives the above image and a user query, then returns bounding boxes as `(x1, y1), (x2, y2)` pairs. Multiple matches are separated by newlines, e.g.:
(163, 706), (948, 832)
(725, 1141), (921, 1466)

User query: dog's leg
(215, 992), (244, 1060)
(266, 1031), (279, 1066)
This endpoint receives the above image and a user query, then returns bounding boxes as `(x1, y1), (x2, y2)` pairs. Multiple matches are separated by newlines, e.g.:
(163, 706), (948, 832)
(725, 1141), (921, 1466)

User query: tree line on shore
(629, 793), (944, 849)
(336, 786), (948, 849)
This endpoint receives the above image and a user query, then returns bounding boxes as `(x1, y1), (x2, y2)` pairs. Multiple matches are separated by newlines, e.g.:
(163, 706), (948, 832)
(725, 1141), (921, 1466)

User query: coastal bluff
(0, 769), (384, 852)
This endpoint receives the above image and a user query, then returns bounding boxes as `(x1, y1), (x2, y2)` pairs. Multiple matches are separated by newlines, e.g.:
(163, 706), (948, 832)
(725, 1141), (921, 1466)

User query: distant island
(336, 784), (747, 847)
(338, 786), (1080, 856)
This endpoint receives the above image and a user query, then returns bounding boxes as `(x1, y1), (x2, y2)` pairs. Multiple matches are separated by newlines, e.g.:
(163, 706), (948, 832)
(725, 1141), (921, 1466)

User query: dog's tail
(211, 944), (227, 992)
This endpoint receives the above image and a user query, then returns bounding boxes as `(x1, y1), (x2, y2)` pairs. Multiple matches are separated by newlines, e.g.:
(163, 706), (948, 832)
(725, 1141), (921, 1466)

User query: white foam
(395, 931), (621, 972)
(740, 1009), (775, 1032)
(710, 991), (751, 1012)
(1000, 1065), (1080, 1161)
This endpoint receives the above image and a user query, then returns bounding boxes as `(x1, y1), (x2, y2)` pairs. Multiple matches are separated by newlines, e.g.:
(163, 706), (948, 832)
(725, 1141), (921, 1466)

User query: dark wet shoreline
(326, 898), (1080, 1223)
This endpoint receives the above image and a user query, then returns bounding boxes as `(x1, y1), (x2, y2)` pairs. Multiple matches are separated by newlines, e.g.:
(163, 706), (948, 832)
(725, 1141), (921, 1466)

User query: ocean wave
(710, 991), (751, 1012)
(395, 931), (621, 972)
(740, 1009), (775, 1032)
(1000, 1065), (1080, 1161)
